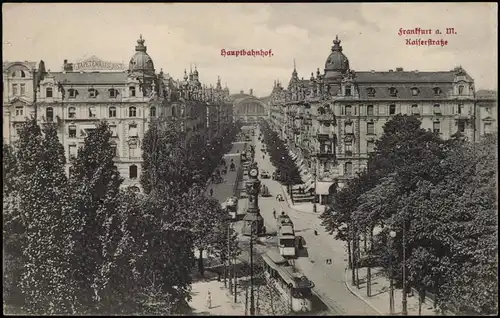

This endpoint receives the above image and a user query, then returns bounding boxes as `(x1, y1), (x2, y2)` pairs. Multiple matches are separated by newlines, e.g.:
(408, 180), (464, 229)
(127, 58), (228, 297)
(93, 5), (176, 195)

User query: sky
(3, 3), (498, 97)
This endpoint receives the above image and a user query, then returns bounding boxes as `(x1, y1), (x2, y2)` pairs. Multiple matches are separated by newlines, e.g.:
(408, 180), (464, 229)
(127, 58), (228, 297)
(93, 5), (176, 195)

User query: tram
(261, 250), (315, 313)
(277, 213), (297, 258)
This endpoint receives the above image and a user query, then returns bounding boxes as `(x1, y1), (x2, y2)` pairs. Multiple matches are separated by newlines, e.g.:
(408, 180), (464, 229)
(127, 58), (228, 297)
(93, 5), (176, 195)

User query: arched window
(389, 87), (398, 97)
(129, 106), (137, 117)
(11, 70), (26, 77)
(150, 107), (156, 117)
(345, 162), (353, 176)
(345, 105), (352, 116)
(129, 86), (136, 97)
(367, 105), (374, 116)
(88, 88), (98, 98)
(109, 106), (117, 118)
(345, 85), (352, 96)
(46, 87), (53, 98)
(68, 107), (76, 118)
(20, 70), (25, 77)
(129, 165), (138, 179)
(458, 85), (464, 95)
(46, 107), (54, 122)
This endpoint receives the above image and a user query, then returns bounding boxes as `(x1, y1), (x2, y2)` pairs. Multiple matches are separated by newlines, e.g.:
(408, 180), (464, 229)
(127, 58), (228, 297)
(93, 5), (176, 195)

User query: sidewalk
(189, 279), (245, 316)
(344, 267), (443, 316)
(280, 185), (327, 215)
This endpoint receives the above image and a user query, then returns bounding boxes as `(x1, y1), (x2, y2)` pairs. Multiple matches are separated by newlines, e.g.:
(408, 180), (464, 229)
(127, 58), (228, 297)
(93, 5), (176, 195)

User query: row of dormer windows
(344, 86), (466, 97)
(42, 86), (138, 99)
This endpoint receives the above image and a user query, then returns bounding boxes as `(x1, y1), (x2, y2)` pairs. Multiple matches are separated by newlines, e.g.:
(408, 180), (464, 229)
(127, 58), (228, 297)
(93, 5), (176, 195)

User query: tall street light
(389, 230), (396, 315)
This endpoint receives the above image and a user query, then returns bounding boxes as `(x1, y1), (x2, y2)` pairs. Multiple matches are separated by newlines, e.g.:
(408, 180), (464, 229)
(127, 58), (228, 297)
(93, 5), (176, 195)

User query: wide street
(247, 125), (378, 316)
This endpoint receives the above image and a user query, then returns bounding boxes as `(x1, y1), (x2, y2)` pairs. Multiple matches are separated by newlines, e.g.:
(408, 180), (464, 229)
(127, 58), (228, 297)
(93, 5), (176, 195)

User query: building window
(433, 87), (441, 96)
(389, 104), (396, 115)
(345, 85), (352, 96)
(68, 107), (76, 118)
(484, 123), (492, 134)
(69, 145), (77, 158)
(109, 89), (118, 98)
(367, 122), (375, 135)
(367, 105), (374, 116)
(433, 104), (441, 115)
(68, 125), (77, 138)
(345, 105), (352, 116)
(129, 106), (137, 117)
(345, 140), (353, 155)
(68, 89), (78, 99)
(150, 107), (156, 117)
(367, 140), (375, 153)
(411, 87), (420, 96)
(458, 121), (465, 133)
(458, 104), (464, 114)
(15, 106), (23, 116)
(88, 89), (98, 98)
(46, 107), (54, 122)
(171, 106), (177, 118)
(109, 125), (118, 137)
(345, 122), (353, 134)
(89, 107), (97, 118)
(129, 86), (136, 97)
(46, 87), (53, 98)
(345, 162), (353, 176)
(389, 87), (398, 97)
(110, 142), (118, 157)
(109, 106), (117, 118)
(129, 165), (138, 179)
(458, 85), (464, 95)
(12, 84), (18, 96)
(129, 123), (138, 137)
(411, 104), (419, 115)
(485, 107), (492, 115)
(20, 84), (26, 96)
(367, 88), (375, 97)
(129, 144), (138, 158)
(433, 121), (441, 133)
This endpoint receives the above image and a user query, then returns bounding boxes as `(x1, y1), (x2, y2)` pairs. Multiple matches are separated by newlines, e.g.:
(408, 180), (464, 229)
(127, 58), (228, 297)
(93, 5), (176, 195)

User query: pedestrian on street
(273, 209), (277, 219)
(314, 228), (318, 236)
(206, 291), (212, 309)
(210, 188), (214, 197)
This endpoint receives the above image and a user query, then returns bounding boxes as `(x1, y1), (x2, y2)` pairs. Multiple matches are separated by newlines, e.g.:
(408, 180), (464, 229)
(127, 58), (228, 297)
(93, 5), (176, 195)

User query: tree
(18, 121), (78, 314)
(3, 139), (26, 309)
(69, 120), (123, 313)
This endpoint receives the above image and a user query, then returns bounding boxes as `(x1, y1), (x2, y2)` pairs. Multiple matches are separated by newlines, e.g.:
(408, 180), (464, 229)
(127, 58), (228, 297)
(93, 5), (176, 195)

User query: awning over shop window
(316, 181), (336, 195)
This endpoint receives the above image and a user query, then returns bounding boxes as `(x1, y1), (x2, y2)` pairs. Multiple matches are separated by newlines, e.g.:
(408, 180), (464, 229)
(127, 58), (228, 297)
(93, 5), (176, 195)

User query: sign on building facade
(72, 55), (125, 71)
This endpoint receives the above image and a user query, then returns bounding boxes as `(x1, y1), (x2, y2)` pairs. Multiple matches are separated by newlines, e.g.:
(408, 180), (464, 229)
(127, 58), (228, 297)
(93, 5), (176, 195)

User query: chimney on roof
(396, 67), (404, 72)
(389, 69), (394, 72)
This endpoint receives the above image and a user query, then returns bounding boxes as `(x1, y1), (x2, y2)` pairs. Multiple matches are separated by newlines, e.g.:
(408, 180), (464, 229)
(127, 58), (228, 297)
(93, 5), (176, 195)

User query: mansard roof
(354, 71), (472, 83)
(50, 71), (129, 84)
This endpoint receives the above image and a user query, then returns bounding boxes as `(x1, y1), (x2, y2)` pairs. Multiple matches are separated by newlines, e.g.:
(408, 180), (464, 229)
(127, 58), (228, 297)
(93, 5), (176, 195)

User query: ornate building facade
(268, 35), (497, 202)
(3, 36), (232, 191)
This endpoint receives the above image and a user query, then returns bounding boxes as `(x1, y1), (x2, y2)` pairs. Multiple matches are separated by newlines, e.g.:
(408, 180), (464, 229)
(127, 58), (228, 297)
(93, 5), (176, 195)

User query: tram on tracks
(277, 213), (297, 258)
(261, 250), (315, 313)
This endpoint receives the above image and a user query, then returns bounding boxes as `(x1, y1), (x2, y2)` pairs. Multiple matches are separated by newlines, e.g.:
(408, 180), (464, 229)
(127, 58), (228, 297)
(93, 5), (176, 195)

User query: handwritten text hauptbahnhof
(221, 49), (274, 57)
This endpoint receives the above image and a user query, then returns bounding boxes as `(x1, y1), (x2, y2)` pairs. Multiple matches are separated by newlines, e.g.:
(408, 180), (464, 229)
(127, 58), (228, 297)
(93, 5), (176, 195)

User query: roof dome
(324, 35), (349, 80)
(129, 35), (155, 74)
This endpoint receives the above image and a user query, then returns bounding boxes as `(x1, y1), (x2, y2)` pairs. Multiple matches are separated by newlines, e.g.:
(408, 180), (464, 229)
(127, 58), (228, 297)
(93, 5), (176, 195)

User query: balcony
(316, 151), (336, 159)
(317, 113), (336, 123)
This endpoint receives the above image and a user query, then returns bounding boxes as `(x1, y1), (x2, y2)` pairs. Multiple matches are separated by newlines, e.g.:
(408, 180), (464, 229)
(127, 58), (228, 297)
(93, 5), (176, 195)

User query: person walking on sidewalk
(206, 291), (212, 309)
(210, 188), (214, 197)
(273, 208), (277, 219)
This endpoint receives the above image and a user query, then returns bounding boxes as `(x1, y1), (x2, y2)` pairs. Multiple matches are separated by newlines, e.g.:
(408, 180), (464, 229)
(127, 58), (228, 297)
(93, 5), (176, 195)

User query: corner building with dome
(3, 36), (233, 191)
(268, 35), (497, 203)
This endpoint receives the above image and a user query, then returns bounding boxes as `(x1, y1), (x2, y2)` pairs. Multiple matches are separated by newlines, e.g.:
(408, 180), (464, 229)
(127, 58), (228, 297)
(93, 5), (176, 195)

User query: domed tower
(324, 35), (350, 81)
(129, 35), (155, 77)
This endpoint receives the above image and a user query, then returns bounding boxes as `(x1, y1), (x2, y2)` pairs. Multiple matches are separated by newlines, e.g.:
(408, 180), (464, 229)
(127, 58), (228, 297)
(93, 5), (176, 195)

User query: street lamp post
(402, 224), (408, 316)
(249, 221), (256, 316)
(389, 230), (396, 315)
